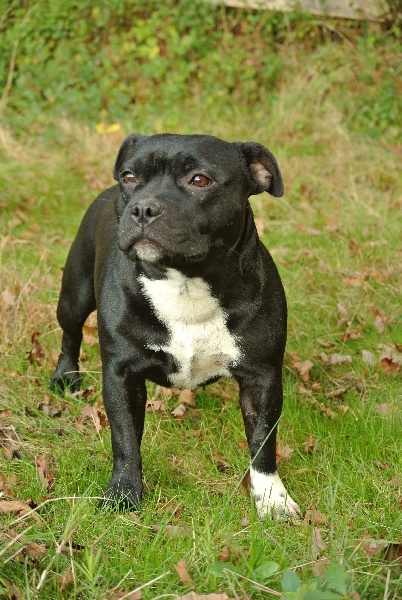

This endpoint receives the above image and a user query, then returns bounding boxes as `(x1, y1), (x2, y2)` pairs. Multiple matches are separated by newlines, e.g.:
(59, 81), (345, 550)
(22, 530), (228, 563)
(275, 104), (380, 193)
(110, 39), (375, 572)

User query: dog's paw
(250, 468), (301, 520)
(98, 480), (142, 512)
(50, 372), (81, 394)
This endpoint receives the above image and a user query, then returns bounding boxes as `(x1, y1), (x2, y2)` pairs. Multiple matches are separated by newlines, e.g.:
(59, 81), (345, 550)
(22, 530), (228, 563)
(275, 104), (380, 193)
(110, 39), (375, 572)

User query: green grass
(1, 34), (401, 600)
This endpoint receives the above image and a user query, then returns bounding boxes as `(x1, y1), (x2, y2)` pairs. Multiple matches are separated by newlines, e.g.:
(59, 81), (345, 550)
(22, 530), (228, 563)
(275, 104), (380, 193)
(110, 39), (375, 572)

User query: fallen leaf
(179, 389), (196, 406)
(311, 526), (326, 561)
(303, 435), (315, 454)
(320, 352), (352, 365)
(378, 343), (402, 375)
(0, 425), (21, 459)
(341, 328), (362, 341)
(27, 331), (46, 364)
(36, 455), (55, 491)
(56, 567), (74, 591)
(288, 352), (314, 381)
(25, 540), (47, 560)
(371, 307), (387, 334)
(276, 442), (294, 463)
(174, 559), (193, 586)
(327, 387), (348, 398)
(362, 350), (376, 367)
(217, 546), (230, 562)
(171, 403), (186, 419)
(80, 405), (109, 432)
(37, 395), (63, 417)
(2, 580), (23, 599)
(0, 472), (19, 497)
(316, 338), (333, 348)
(374, 403), (392, 418)
(337, 302), (349, 328)
(0, 500), (41, 522)
(380, 357), (401, 375)
(145, 399), (167, 413)
(0, 289), (16, 311)
(240, 470), (251, 496)
(304, 507), (328, 527)
(360, 534), (385, 557)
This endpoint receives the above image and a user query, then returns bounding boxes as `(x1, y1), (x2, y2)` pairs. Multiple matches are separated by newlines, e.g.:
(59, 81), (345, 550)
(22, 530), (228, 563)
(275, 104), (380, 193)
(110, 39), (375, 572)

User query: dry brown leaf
(276, 442), (294, 463)
(27, 331), (46, 364)
(179, 389), (196, 406)
(303, 435), (315, 454)
(337, 301), (349, 328)
(360, 534), (385, 557)
(240, 470), (251, 496)
(362, 350), (376, 367)
(316, 338), (333, 348)
(378, 343), (402, 375)
(83, 327), (99, 346)
(56, 567), (74, 591)
(171, 403), (186, 418)
(145, 399), (167, 413)
(320, 352), (352, 365)
(0, 289), (16, 311)
(80, 405), (109, 432)
(374, 403), (392, 418)
(2, 580), (23, 599)
(0, 425), (21, 459)
(371, 307), (387, 334)
(25, 540), (47, 560)
(37, 395), (63, 418)
(341, 328), (362, 341)
(0, 472), (19, 497)
(36, 455), (55, 491)
(311, 526), (326, 561)
(0, 499), (41, 522)
(217, 545), (231, 562)
(174, 559), (193, 586)
(304, 507), (328, 527)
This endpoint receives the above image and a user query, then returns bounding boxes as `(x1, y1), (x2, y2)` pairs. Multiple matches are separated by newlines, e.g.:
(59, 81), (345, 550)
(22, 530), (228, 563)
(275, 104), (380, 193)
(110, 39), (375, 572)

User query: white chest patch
(139, 268), (241, 389)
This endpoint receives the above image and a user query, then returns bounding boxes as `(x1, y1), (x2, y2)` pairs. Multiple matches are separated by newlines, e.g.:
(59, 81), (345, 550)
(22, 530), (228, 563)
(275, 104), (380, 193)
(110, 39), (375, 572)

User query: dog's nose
(130, 202), (162, 226)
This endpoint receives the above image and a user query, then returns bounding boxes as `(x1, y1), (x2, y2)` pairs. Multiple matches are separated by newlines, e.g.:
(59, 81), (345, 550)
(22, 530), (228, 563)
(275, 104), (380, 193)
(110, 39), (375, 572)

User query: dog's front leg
(237, 368), (300, 520)
(99, 360), (147, 510)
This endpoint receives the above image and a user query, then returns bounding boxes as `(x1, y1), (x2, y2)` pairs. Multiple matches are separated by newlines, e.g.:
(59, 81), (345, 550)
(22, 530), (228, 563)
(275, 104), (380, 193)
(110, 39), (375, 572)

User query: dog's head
(113, 133), (283, 265)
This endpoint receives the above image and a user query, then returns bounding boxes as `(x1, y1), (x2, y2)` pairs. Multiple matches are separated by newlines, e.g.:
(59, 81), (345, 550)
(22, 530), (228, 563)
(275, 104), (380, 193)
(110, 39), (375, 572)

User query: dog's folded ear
(235, 142), (284, 197)
(113, 134), (147, 180)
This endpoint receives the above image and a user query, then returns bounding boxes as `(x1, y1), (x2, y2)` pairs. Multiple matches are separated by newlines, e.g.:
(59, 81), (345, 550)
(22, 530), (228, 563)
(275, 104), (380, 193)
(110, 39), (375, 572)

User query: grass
(0, 37), (401, 599)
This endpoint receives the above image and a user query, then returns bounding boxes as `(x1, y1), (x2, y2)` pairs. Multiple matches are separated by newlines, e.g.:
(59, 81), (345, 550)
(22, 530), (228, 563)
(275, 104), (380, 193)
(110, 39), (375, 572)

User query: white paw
(250, 468), (301, 520)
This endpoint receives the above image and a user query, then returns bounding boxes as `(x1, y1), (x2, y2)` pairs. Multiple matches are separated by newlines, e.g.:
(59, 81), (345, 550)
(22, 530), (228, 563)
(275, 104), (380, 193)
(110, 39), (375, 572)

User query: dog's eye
(122, 172), (138, 184)
(190, 174), (212, 188)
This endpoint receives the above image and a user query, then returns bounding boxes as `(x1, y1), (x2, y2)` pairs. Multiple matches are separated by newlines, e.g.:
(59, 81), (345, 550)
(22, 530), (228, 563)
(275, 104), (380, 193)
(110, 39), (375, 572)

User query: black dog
(51, 133), (300, 519)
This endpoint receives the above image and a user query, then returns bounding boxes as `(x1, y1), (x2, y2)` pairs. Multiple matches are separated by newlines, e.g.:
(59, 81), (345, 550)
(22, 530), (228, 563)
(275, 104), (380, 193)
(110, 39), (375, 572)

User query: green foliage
(1, 0), (400, 139)
(282, 564), (355, 599)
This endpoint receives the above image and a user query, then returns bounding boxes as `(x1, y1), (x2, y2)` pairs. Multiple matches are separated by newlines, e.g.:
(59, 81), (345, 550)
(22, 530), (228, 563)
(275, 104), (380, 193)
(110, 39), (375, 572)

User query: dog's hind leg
(50, 237), (96, 393)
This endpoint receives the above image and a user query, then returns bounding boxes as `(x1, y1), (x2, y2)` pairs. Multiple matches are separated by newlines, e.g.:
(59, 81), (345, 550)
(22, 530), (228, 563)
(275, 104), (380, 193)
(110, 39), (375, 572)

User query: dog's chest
(139, 268), (241, 389)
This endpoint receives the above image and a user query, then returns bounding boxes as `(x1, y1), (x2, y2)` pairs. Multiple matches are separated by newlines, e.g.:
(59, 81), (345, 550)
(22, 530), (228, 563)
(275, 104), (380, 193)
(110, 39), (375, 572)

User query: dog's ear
(235, 142), (284, 197)
(113, 134), (146, 180)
